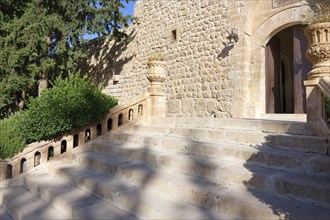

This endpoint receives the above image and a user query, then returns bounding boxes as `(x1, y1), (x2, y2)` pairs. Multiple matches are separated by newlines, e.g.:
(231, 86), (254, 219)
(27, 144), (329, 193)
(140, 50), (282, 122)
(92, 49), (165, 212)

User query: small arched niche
(20, 158), (27, 174)
(61, 140), (67, 154)
(85, 129), (91, 143)
(34, 151), (41, 167)
(73, 134), (79, 148)
(118, 114), (123, 126)
(6, 164), (12, 179)
(96, 123), (102, 136)
(48, 146), (54, 161)
(138, 104), (143, 115)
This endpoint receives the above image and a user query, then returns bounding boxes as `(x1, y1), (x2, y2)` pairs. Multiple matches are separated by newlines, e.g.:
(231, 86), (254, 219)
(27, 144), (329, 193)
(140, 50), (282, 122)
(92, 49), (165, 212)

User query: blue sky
(84, 0), (136, 40)
(122, 0), (135, 17)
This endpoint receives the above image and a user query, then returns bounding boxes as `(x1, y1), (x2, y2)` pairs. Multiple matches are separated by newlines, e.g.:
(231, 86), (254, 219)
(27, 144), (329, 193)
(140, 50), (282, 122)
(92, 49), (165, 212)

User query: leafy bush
(325, 97), (330, 127)
(0, 113), (26, 159)
(20, 73), (118, 142)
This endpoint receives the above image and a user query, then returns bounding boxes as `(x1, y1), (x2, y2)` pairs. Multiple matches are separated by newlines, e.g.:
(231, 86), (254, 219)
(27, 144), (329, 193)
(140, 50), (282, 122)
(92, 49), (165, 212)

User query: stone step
(47, 159), (330, 219)
(260, 113), (307, 122)
(98, 134), (330, 178)
(21, 171), (134, 219)
(150, 117), (313, 135)
(24, 167), (226, 219)
(69, 147), (330, 208)
(0, 205), (13, 220)
(0, 186), (66, 220)
(116, 124), (329, 154)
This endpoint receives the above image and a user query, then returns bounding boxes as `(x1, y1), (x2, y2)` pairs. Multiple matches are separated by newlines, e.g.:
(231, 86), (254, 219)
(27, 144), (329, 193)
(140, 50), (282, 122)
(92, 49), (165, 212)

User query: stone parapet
(0, 89), (164, 182)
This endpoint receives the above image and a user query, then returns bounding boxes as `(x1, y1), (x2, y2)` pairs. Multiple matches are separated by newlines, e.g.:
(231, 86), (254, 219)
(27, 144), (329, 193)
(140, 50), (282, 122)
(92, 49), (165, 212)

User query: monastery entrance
(265, 25), (312, 114)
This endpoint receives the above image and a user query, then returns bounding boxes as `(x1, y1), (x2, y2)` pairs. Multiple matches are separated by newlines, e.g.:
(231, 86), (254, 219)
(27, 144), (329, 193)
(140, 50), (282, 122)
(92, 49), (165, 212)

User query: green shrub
(0, 113), (26, 159)
(325, 97), (330, 127)
(20, 73), (118, 142)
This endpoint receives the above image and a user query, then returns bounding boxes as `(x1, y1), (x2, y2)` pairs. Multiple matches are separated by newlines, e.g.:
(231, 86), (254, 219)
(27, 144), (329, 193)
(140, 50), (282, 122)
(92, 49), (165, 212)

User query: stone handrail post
(147, 60), (166, 118)
(304, 22), (330, 138)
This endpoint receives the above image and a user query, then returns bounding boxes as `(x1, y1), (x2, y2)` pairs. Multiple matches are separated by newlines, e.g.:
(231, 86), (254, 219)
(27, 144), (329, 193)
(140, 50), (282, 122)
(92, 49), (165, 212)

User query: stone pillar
(147, 60), (166, 118)
(0, 160), (8, 182)
(304, 22), (330, 138)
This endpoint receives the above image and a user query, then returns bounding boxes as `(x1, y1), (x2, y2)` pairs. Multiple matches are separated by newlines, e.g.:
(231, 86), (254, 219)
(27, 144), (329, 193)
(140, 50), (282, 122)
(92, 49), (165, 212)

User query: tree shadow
(3, 118), (330, 219)
(78, 30), (136, 87)
(242, 122), (330, 219)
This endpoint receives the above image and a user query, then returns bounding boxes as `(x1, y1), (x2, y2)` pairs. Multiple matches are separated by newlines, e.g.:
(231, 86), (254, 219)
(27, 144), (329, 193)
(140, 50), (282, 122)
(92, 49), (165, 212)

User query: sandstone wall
(84, 0), (313, 118)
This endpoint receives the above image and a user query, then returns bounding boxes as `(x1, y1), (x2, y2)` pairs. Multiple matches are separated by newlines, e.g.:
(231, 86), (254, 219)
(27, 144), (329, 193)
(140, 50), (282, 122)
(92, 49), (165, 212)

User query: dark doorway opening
(266, 25), (312, 113)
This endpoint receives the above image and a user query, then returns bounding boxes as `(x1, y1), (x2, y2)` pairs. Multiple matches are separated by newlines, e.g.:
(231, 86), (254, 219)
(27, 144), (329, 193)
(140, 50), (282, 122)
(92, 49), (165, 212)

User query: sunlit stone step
(149, 117), (313, 135)
(114, 123), (328, 154)
(99, 134), (329, 177)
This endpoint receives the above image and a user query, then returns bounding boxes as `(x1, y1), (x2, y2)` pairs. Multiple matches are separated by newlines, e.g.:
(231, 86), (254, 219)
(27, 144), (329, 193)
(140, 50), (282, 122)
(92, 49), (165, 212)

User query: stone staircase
(1, 117), (330, 219)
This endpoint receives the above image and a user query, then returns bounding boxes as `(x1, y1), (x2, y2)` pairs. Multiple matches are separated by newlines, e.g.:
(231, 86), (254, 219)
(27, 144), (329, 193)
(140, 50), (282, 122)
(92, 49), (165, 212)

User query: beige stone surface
(78, 0), (320, 121)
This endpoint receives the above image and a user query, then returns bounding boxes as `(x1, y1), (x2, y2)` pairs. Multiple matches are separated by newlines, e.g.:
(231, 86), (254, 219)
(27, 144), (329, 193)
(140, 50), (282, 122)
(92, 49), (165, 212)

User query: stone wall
(83, 0), (313, 118)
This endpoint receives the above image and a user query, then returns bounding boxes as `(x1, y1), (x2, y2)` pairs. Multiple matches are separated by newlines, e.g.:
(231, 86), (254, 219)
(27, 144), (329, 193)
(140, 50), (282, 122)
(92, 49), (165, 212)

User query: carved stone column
(304, 22), (330, 138)
(147, 60), (166, 118)
(305, 22), (330, 79)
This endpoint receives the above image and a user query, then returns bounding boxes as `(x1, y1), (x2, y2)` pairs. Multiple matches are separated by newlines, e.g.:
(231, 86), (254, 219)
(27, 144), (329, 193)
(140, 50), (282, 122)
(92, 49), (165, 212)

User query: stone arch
(85, 128), (91, 142)
(107, 118), (113, 131)
(61, 140), (67, 154)
(6, 164), (12, 179)
(73, 134), (79, 148)
(48, 146), (54, 160)
(118, 113), (123, 126)
(246, 3), (312, 117)
(20, 158), (27, 173)
(138, 104), (143, 115)
(251, 4), (311, 45)
(96, 123), (102, 136)
(34, 151), (41, 167)
(128, 109), (133, 120)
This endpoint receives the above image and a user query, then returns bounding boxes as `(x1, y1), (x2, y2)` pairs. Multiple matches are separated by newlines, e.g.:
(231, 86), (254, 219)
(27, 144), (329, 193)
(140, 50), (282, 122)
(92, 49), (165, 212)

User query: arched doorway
(266, 25), (312, 114)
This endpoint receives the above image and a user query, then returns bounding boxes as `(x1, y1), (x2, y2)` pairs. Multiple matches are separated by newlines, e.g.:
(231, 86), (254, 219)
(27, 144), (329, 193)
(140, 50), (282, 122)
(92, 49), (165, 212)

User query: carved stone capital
(147, 60), (165, 83)
(306, 45), (330, 64)
(305, 22), (330, 80)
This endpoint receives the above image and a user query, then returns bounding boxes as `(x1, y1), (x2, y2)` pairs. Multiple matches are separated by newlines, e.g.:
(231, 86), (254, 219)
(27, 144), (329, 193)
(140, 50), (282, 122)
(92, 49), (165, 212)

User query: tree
(0, 0), (133, 118)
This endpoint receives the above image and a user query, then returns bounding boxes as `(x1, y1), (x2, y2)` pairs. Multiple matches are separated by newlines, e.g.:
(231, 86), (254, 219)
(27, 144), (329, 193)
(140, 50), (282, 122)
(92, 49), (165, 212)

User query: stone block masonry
(133, 0), (246, 118)
(82, 0), (317, 119)
(82, 0), (247, 118)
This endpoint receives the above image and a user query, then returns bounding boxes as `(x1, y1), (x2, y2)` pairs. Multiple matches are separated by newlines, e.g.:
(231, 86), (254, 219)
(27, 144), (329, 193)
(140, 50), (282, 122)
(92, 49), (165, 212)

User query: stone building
(84, 0), (320, 119)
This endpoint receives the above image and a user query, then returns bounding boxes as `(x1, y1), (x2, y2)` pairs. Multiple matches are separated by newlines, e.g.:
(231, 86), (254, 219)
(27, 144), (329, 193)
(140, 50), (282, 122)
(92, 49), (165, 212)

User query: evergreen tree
(0, 0), (133, 118)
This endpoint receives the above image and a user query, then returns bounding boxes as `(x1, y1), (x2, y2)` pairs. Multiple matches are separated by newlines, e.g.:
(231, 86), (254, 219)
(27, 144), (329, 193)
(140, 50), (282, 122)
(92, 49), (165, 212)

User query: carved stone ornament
(304, 22), (330, 79)
(147, 60), (165, 83)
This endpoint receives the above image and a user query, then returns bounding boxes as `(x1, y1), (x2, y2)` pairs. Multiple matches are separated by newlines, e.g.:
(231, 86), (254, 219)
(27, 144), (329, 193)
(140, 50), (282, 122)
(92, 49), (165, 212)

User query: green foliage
(302, 0), (330, 24)
(0, 112), (26, 159)
(325, 97), (330, 126)
(20, 73), (118, 142)
(0, 0), (133, 116)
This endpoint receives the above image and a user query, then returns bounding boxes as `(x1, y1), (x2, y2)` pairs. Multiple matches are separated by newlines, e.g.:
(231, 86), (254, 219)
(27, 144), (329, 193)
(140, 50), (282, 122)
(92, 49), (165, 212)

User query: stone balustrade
(0, 60), (166, 182)
(0, 93), (152, 181)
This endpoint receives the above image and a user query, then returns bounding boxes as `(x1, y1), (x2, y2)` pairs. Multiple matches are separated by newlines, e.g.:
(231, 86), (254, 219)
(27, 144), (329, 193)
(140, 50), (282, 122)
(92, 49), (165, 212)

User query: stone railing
(0, 60), (166, 182)
(304, 22), (330, 139)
